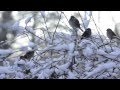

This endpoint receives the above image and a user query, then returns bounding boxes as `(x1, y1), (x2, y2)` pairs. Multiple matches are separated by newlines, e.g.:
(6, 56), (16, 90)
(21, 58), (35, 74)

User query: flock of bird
(20, 15), (120, 60)
(69, 15), (119, 41)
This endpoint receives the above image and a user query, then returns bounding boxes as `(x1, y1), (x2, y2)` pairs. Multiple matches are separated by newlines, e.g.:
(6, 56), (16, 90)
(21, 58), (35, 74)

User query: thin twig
(52, 12), (62, 44)
(91, 13), (108, 53)
(40, 12), (51, 39)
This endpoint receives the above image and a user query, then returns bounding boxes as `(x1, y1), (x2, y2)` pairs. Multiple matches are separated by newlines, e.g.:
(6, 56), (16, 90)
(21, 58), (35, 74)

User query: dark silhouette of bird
(81, 28), (91, 39)
(20, 50), (34, 60)
(69, 16), (83, 32)
(106, 28), (120, 40)
(24, 69), (31, 74)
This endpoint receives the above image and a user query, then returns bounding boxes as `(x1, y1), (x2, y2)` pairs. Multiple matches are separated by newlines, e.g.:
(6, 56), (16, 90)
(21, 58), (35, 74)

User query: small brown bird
(69, 16), (83, 32)
(20, 50), (34, 60)
(81, 28), (91, 39)
(106, 28), (119, 40)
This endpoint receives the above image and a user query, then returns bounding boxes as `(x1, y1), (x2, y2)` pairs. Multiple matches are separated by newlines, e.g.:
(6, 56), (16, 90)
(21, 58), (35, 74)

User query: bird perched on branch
(106, 28), (120, 40)
(69, 16), (83, 32)
(20, 50), (34, 60)
(81, 28), (91, 40)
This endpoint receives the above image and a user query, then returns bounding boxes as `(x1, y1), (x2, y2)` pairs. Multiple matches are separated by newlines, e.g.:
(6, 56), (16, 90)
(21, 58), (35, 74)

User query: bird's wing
(82, 31), (87, 37)
(73, 18), (80, 26)
(74, 18), (84, 32)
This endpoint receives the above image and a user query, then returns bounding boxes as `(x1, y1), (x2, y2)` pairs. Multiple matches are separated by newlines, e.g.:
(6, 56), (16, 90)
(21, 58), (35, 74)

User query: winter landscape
(0, 11), (120, 79)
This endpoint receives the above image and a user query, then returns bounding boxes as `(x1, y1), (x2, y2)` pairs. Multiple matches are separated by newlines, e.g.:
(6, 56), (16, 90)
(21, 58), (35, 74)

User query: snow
(28, 42), (36, 49)
(0, 66), (14, 74)
(40, 11), (45, 17)
(84, 62), (116, 79)
(68, 71), (76, 79)
(81, 11), (92, 29)
(83, 46), (93, 57)
(68, 43), (75, 53)
(25, 16), (33, 25)
(11, 21), (20, 30)
(0, 49), (13, 55)
(26, 61), (35, 68)
(0, 74), (5, 79)
(1, 35), (120, 79)
(31, 67), (41, 75)
(19, 46), (28, 51)
(53, 43), (69, 51)
(0, 49), (13, 59)
(97, 49), (107, 55)
(25, 26), (34, 33)
(17, 60), (26, 65)
(1, 11), (120, 79)
(15, 72), (24, 79)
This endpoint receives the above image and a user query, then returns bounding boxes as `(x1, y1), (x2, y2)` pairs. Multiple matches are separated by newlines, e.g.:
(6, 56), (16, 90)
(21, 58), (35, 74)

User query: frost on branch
(1, 12), (120, 79)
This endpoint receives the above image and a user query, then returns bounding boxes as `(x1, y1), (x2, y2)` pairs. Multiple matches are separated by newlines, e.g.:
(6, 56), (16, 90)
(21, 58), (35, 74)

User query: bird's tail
(79, 27), (84, 32)
(81, 36), (85, 40)
(81, 37), (83, 40)
(114, 36), (120, 40)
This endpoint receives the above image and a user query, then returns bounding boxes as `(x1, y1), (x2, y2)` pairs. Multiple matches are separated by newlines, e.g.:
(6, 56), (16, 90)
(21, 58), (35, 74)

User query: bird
(20, 50), (34, 60)
(69, 16), (83, 32)
(81, 28), (91, 39)
(106, 28), (120, 40)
